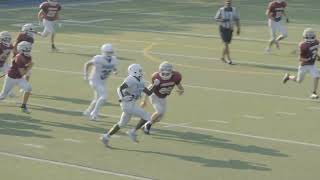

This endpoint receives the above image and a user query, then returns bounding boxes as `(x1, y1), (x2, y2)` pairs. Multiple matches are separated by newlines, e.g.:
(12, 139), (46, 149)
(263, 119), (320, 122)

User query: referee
(215, 0), (240, 65)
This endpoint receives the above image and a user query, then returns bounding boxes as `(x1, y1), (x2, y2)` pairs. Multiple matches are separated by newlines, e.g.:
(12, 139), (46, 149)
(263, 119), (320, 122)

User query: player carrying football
(83, 43), (118, 121)
(283, 28), (319, 99)
(0, 41), (34, 113)
(265, 0), (289, 53)
(38, 0), (61, 51)
(140, 61), (184, 134)
(100, 64), (160, 147)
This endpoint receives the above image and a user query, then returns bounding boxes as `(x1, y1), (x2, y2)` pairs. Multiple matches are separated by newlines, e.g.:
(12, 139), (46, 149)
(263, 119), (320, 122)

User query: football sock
(135, 119), (147, 130)
(108, 124), (120, 136)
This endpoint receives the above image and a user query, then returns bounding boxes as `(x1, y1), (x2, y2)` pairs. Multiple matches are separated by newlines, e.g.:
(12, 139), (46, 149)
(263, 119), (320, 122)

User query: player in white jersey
(83, 43), (118, 120)
(100, 64), (160, 147)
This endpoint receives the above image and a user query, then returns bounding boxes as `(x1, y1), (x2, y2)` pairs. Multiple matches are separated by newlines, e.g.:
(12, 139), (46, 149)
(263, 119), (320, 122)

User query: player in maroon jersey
(38, 0), (61, 51)
(139, 61), (184, 134)
(265, 0), (289, 53)
(0, 31), (13, 75)
(283, 28), (320, 99)
(0, 41), (33, 113)
(13, 24), (36, 83)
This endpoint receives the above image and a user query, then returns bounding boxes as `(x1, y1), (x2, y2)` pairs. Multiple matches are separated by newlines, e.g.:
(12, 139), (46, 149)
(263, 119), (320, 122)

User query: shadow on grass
(114, 148), (271, 171)
(151, 128), (288, 157)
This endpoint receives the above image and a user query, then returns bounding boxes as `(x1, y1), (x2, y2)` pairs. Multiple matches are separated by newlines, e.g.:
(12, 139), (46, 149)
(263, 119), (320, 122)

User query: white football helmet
(0, 31), (12, 47)
(22, 24), (35, 37)
(159, 61), (173, 80)
(128, 64), (143, 79)
(303, 28), (316, 43)
(101, 43), (114, 56)
(17, 41), (32, 57)
(48, 0), (58, 6)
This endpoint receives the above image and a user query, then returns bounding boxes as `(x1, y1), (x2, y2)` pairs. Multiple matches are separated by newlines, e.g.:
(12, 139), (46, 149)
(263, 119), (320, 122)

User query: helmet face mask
(303, 28), (316, 43)
(128, 64), (143, 79)
(22, 24), (35, 37)
(159, 61), (173, 80)
(0, 31), (12, 47)
(17, 41), (32, 57)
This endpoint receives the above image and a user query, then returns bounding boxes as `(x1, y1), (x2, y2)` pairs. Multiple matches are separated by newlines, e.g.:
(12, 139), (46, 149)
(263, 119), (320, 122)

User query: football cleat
(100, 135), (111, 148)
(143, 122), (152, 135)
(265, 47), (271, 54)
(83, 110), (90, 116)
(282, 73), (290, 84)
(310, 93), (319, 99)
(21, 107), (31, 114)
(127, 129), (138, 142)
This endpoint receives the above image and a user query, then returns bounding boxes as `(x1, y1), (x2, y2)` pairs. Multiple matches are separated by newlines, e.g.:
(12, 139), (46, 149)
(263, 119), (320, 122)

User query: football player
(0, 31), (13, 76)
(13, 24), (36, 83)
(100, 64), (160, 147)
(283, 28), (319, 99)
(140, 61), (184, 134)
(83, 43), (118, 121)
(0, 41), (33, 113)
(38, 0), (62, 51)
(265, 0), (289, 53)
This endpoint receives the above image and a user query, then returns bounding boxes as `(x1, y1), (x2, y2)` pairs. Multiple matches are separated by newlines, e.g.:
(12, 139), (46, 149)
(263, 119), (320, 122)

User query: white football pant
(296, 65), (320, 83)
(149, 94), (166, 119)
(85, 80), (107, 117)
(117, 100), (151, 127)
(268, 19), (287, 41)
(0, 75), (32, 100)
(41, 19), (55, 37)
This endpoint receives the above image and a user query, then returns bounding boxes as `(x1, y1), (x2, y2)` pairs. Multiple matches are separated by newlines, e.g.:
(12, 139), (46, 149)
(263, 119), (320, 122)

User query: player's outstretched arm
(140, 84), (152, 107)
(144, 79), (160, 96)
(38, 10), (44, 24)
(176, 83), (184, 95)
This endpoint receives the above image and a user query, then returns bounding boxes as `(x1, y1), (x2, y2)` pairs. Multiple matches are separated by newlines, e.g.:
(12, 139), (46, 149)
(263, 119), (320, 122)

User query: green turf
(1, 0), (320, 179)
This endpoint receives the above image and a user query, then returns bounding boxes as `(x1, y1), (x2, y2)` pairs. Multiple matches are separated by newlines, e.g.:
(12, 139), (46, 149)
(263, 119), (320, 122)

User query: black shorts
(219, 26), (233, 44)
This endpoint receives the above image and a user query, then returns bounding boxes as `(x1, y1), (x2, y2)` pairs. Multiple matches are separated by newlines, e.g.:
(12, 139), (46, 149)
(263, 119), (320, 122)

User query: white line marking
(243, 115), (264, 120)
(276, 112), (297, 116)
(207, 120), (230, 124)
(61, 19), (112, 24)
(307, 107), (320, 111)
(2, 101), (320, 148)
(29, 66), (317, 102)
(63, 139), (82, 143)
(23, 144), (44, 149)
(0, 151), (153, 180)
(162, 122), (192, 128)
(0, 119), (18, 123)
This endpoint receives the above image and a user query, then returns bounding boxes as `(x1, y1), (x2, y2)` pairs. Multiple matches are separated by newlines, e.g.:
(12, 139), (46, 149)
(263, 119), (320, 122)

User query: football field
(1, 0), (320, 179)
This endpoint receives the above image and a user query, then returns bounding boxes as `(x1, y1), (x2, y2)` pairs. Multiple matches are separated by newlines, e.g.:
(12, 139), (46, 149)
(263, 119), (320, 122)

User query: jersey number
(100, 69), (112, 80)
(159, 87), (174, 95)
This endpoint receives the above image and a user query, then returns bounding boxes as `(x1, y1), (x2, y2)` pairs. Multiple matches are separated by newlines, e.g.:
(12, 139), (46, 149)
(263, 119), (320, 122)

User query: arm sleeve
(215, 8), (222, 20)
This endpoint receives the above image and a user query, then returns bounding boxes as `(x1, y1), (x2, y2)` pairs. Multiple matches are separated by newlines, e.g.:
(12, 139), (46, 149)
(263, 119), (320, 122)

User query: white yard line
(61, 19), (112, 24)
(63, 139), (82, 143)
(33, 40), (297, 72)
(162, 122), (192, 128)
(23, 144), (45, 149)
(0, 151), (154, 180)
(243, 115), (265, 120)
(0, 119), (18, 123)
(276, 112), (297, 116)
(29, 66), (316, 102)
(2, 101), (320, 148)
(307, 107), (320, 111)
(207, 120), (230, 124)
